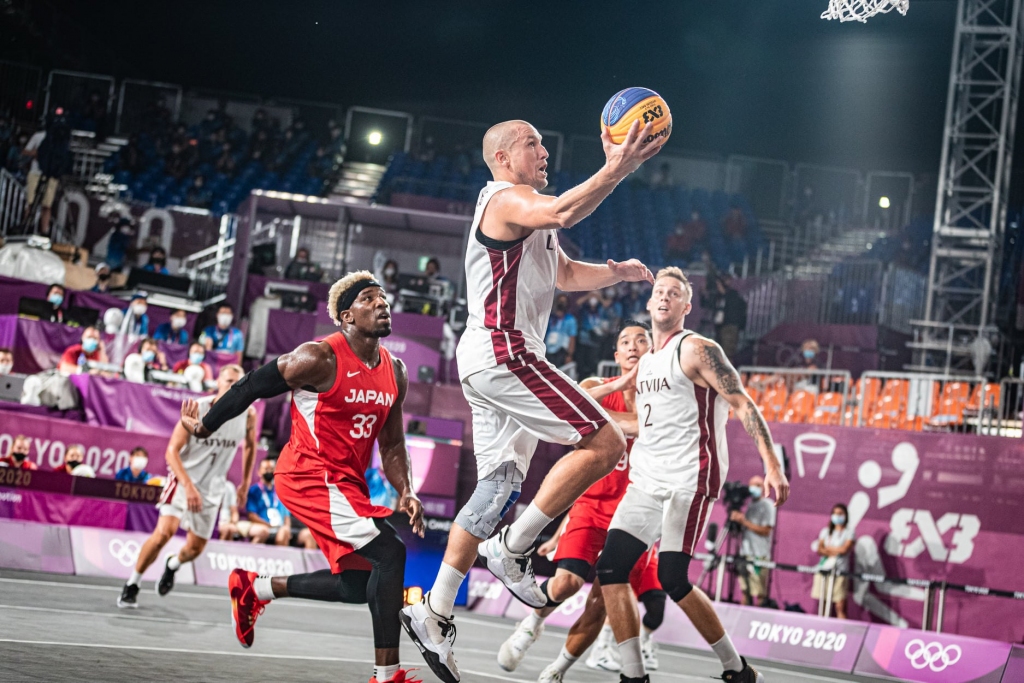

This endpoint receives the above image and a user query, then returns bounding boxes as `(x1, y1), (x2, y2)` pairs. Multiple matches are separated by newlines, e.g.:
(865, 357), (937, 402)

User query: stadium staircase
(788, 226), (890, 277)
(330, 161), (385, 200)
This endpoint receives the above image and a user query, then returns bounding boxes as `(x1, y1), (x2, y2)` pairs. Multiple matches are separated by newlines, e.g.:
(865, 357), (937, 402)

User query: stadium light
(878, 196), (891, 209)
(368, 131), (383, 145)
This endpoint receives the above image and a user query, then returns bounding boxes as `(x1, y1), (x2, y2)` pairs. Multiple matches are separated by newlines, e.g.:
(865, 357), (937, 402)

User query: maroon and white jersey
(456, 181), (559, 378)
(630, 330), (730, 499)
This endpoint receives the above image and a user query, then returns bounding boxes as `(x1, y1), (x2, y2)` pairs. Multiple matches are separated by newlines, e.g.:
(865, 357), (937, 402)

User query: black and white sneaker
(400, 593), (460, 683)
(478, 527), (547, 608)
(117, 583), (140, 609)
(157, 556), (177, 596)
(719, 657), (765, 683)
(618, 675), (650, 683)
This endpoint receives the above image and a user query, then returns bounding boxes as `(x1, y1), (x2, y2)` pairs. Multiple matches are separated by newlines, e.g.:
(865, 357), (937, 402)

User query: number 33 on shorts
(349, 414), (378, 439)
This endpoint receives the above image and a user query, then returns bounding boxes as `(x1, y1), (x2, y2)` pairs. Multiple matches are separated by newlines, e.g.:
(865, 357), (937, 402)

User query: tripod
(697, 512), (754, 606)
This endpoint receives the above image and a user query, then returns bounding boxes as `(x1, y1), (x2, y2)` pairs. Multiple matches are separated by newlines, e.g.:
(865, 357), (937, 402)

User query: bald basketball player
(401, 118), (664, 683)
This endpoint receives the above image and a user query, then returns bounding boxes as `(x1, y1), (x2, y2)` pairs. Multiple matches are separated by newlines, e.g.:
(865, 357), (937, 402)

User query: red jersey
(277, 333), (397, 500)
(574, 378), (633, 518)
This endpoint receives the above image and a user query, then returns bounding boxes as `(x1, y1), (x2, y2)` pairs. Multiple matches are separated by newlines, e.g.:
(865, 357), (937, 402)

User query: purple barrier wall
(0, 487), (127, 528)
(0, 518), (74, 574)
(192, 539), (303, 588)
(1002, 646), (1024, 683)
(854, 624), (1011, 682)
(729, 604), (868, 672)
(68, 525), (196, 584)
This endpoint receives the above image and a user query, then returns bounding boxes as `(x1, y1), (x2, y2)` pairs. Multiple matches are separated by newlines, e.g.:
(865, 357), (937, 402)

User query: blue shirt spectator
(247, 479), (289, 527)
(577, 294), (613, 346)
(153, 309), (190, 345)
(142, 246), (170, 275)
(121, 293), (150, 337)
(545, 296), (578, 357)
(115, 448), (151, 484)
(201, 304), (245, 354)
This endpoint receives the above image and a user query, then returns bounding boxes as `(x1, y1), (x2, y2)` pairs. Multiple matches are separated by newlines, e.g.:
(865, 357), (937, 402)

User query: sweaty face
(216, 368), (242, 395)
(613, 327), (651, 373)
(647, 277), (692, 327)
(346, 286), (392, 338)
(506, 126), (549, 190)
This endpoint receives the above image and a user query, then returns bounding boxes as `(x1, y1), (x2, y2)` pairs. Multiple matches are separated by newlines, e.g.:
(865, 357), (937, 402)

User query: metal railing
(0, 169), (26, 237)
(180, 214), (239, 302)
(739, 366), (852, 426)
(994, 378), (1023, 437)
(855, 370), (994, 433)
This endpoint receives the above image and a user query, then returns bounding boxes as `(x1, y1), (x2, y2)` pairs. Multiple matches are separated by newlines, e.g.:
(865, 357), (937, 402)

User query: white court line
(0, 638), (531, 683)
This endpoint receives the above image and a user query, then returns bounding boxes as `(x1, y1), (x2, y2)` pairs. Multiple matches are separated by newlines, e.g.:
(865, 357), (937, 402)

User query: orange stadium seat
(781, 390), (815, 423)
(967, 383), (1000, 411)
(810, 391), (843, 425)
(758, 385), (789, 422)
(853, 377), (882, 424)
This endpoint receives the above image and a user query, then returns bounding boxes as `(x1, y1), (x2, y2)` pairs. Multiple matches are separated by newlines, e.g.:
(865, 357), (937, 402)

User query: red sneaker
(228, 568), (269, 648)
(369, 669), (422, 683)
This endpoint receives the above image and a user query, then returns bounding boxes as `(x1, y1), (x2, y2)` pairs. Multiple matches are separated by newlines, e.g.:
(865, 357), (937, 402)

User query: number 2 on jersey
(349, 414), (378, 439)
(643, 404), (653, 428)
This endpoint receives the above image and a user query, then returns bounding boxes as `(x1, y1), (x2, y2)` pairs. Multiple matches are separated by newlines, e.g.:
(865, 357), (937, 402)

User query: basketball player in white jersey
(595, 267), (790, 683)
(118, 364), (256, 608)
(402, 118), (664, 683)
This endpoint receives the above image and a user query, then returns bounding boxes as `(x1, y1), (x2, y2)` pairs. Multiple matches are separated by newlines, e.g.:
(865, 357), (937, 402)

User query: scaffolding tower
(910, 0), (1024, 375)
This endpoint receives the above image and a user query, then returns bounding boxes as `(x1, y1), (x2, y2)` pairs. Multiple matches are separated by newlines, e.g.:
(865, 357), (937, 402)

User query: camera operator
(728, 474), (776, 607)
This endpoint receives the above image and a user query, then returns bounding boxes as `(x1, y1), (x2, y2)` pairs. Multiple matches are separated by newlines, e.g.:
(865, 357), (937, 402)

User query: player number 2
(350, 414), (378, 439)
(643, 404), (653, 428)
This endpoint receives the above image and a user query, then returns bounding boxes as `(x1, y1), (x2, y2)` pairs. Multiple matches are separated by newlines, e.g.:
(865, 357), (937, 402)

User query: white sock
(711, 633), (743, 673)
(641, 626), (653, 642)
(522, 609), (545, 632)
(166, 555), (182, 571)
(373, 664), (399, 682)
(427, 564), (465, 618)
(596, 624), (614, 647)
(504, 502), (553, 554)
(127, 570), (142, 586)
(551, 646), (578, 674)
(253, 575), (276, 602)
(618, 637), (645, 678)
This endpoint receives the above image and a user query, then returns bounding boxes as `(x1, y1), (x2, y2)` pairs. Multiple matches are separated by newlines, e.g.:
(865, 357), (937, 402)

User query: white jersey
(630, 330), (730, 499)
(456, 181), (559, 378)
(175, 396), (248, 498)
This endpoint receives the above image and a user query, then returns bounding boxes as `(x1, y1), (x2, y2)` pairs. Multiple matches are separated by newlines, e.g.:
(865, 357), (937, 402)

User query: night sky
(46, 1), (990, 174)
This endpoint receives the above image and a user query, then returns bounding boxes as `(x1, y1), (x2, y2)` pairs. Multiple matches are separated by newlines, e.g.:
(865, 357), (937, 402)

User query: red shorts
(274, 468), (391, 573)
(553, 505), (662, 597)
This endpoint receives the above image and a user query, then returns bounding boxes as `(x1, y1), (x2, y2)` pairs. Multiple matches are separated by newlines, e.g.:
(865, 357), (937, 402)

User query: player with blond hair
(178, 270), (425, 683)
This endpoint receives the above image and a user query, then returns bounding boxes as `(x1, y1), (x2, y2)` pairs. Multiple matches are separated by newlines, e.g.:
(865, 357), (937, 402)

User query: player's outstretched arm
(580, 375), (639, 437)
(185, 341), (334, 438)
(682, 337), (790, 506)
(378, 358), (424, 537)
(556, 247), (654, 292)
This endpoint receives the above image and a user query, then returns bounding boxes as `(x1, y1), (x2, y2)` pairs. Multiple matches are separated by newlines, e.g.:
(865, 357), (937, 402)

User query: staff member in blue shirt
(240, 458), (291, 546)
(153, 309), (190, 345)
(544, 293), (577, 368)
(115, 447), (151, 484)
(201, 303), (245, 359)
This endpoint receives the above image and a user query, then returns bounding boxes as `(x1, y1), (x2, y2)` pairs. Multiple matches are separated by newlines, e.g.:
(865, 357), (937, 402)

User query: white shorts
(608, 483), (716, 556)
(463, 354), (609, 479)
(158, 474), (221, 541)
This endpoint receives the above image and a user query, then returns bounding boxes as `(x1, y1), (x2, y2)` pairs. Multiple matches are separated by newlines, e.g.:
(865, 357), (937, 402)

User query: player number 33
(349, 413), (378, 439)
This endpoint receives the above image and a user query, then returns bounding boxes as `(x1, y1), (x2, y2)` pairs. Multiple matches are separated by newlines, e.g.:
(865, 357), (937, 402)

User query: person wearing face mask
(115, 447), (152, 483)
(237, 458), (292, 546)
(793, 339), (823, 395)
(201, 303), (245, 359)
(53, 444), (86, 474)
(0, 435), (38, 470)
(729, 474), (776, 607)
(284, 246), (322, 282)
(58, 327), (108, 375)
(91, 263), (113, 293)
(120, 292), (150, 337)
(575, 290), (612, 378)
(143, 246), (170, 275)
(124, 338), (168, 382)
(44, 284), (66, 324)
(0, 347), (14, 376)
(171, 342), (215, 381)
(812, 503), (855, 619)
(153, 309), (191, 345)
(544, 293), (578, 368)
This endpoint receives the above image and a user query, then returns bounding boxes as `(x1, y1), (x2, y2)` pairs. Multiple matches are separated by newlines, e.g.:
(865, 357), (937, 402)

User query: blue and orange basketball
(601, 87), (672, 146)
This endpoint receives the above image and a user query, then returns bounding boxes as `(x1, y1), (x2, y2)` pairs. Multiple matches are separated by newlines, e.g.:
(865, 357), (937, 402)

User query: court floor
(0, 569), (881, 682)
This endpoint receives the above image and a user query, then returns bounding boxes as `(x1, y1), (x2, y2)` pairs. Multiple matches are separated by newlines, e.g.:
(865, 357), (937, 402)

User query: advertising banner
(191, 538), (304, 588)
(0, 487), (126, 529)
(0, 518), (74, 574)
(69, 525), (196, 584)
(853, 624), (1011, 683)
(728, 604), (868, 672)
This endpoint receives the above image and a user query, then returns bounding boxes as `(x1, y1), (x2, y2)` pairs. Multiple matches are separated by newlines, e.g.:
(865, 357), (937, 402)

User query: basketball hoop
(822, 0), (909, 22)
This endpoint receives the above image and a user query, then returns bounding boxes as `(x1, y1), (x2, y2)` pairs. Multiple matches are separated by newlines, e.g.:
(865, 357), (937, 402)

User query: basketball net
(821, 0), (909, 22)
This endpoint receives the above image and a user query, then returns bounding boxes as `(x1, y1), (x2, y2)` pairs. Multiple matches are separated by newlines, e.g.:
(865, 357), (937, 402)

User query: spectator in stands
(120, 293), (150, 336)
(731, 475), (776, 607)
(5, 132), (28, 176)
(797, 339), (820, 371)
(215, 143), (236, 177)
(133, 337), (169, 372)
(44, 284), (66, 324)
(22, 108), (72, 236)
(91, 263), (112, 293)
(308, 145), (334, 179)
(618, 281), (647, 319)
(0, 348), (13, 375)
(116, 136), (144, 174)
(201, 304), (245, 358)
(545, 294), (577, 368)
(166, 141), (191, 181)
(666, 211), (706, 264)
(172, 342), (214, 381)
(0, 435), (36, 470)
(153, 309), (191, 345)
(54, 444), (86, 475)
(248, 128), (274, 163)
(284, 247), (322, 282)
(240, 458), (291, 546)
(381, 259), (400, 290)
(115, 447), (152, 483)
(106, 217), (134, 271)
(576, 291), (613, 377)
(812, 503), (854, 619)
(218, 484), (241, 541)
(80, 91), (109, 138)
(707, 275), (747, 359)
(58, 327), (108, 375)
(424, 257), (452, 288)
(186, 175), (211, 208)
(650, 161), (673, 188)
(143, 246), (170, 275)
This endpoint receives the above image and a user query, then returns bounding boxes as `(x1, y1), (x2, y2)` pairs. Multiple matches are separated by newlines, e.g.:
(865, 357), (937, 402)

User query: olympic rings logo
(904, 639), (962, 672)
(108, 539), (141, 567)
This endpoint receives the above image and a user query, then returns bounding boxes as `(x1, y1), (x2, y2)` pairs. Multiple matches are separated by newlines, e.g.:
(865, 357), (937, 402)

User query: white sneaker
(478, 527), (547, 609)
(538, 664), (564, 682)
(585, 642), (622, 672)
(497, 617), (545, 671)
(399, 593), (460, 683)
(641, 633), (659, 671)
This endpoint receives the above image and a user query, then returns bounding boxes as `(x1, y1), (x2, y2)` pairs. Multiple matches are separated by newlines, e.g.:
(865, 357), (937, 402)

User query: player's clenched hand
(607, 258), (654, 285)
(765, 467), (790, 507)
(399, 491), (425, 537)
(537, 538), (558, 559)
(601, 120), (665, 179)
(185, 482), (203, 513)
(180, 399), (211, 438)
(607, 363), (639, 393)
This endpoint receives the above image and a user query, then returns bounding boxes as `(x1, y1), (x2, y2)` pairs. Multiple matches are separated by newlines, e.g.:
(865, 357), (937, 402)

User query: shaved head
(483, 120), (532, 173)
(482, 120), (549, 188)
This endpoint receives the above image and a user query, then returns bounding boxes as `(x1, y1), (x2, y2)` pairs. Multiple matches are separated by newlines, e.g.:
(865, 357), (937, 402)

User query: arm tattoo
(696, 342), (743, 395)
(741, 400), (774, 449)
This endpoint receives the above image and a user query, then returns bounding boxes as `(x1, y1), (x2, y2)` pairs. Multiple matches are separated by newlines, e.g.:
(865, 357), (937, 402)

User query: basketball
(601, 87), (672, 145)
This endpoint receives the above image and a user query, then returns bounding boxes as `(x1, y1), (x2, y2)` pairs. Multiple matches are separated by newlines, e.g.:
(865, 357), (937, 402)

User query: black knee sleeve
(640, 589), (667, 631)
(286, 568), (371, 604)
(356, 518), (407, 650)
(595, 530), (647, 586)
(658, 551), (694, 602)
(539, 578), (563, 608)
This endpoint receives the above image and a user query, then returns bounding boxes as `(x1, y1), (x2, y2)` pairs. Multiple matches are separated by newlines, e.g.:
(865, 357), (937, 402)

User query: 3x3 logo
(642, 105), (665, 124)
